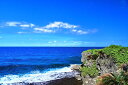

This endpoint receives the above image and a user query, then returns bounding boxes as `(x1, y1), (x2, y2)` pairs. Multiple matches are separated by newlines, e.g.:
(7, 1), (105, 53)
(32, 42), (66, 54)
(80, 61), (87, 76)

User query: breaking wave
(0, 66), (76, 85)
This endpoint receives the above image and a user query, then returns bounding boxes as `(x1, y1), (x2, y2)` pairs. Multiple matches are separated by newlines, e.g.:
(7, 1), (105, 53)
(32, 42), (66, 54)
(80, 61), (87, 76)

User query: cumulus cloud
(43, 21), (78, 29)
(34, 21), (89, 34)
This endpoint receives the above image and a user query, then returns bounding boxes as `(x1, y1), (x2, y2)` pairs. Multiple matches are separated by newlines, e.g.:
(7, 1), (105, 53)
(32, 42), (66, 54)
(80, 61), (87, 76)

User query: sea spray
(0, 66), (76, 85)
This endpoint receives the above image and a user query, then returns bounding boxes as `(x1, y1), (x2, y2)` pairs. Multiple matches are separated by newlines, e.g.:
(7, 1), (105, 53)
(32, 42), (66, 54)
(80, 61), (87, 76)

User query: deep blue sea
(0, 47), (103, 84)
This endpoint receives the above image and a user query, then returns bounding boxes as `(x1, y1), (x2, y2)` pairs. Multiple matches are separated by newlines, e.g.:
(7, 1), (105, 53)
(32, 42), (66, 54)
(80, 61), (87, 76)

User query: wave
(0, 66), (77, 85)
(0, 64), (70, 76)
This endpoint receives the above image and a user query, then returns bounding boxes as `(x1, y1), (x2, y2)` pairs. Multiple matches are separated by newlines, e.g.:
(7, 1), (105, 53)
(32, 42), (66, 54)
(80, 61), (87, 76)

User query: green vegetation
(81, 45), (128, 78)
(102, 45), (128, 65)
(82, 49), (102, 60)
(97, 71), (128, 85)
(82, 45), (128, 65)
(80, 63), (99, 77)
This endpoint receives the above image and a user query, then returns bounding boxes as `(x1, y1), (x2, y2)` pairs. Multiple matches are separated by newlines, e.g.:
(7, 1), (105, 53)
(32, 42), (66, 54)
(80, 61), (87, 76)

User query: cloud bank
(0, 21), (97, 34)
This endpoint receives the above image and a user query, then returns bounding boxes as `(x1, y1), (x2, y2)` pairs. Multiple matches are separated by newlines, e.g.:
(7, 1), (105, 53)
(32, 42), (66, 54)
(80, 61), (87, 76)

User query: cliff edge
(73, 45), (128, 85)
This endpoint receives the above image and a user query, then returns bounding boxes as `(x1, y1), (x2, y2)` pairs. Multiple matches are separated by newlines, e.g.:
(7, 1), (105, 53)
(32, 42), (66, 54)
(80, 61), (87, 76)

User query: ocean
(0, 47), (103, 84)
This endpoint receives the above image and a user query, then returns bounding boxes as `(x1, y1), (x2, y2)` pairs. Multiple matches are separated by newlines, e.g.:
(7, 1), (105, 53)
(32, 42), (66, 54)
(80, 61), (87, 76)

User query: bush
(96, 71), (128, 85)
(80, 64), (99, 77)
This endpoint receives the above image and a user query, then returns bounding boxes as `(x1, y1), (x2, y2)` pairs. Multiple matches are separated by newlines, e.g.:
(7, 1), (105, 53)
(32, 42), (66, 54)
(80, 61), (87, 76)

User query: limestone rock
(81, 75), (96, 85)
(70, 64), (81, 70)
(81, 52), (92, 63)
(96, 54), (118, 75)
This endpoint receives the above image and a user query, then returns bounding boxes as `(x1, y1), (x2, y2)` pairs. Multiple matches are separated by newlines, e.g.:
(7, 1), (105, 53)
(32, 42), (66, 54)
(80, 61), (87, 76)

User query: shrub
(96, 72), (128, 85)
(80, 64), (99, 77)
(82, 49), (102, 60)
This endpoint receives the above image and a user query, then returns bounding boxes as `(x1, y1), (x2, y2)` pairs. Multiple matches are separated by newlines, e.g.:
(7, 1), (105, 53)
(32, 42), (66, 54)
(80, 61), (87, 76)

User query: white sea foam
(0, 67), (75, 85)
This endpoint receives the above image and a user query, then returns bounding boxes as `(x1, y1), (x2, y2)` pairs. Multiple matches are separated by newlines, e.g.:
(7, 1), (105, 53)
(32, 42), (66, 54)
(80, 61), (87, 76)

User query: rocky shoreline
(2, 45), (128, 85)
(2, 69), (82, 85)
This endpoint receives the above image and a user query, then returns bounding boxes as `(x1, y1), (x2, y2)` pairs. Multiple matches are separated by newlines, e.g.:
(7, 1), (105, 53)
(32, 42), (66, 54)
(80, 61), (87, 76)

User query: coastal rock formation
(70, 64), (81, 71)
(81, 51), (118, 75)
(96, 52), (118, 75)
(75, 45), (128, 85)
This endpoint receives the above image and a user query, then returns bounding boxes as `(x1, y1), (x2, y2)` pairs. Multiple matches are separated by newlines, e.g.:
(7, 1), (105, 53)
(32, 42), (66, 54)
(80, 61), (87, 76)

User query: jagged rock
(75, 74), (82, 81)
(70, 64), (81, 70)
(81, 52), (94, 67)
(80, 51), (118, 85)
(81, 75), (96, 85)
(81, 52), (92, 63)
(81, 51), (118, 75)
(96, 53), (118, 75)
(70, 64), (82, 81)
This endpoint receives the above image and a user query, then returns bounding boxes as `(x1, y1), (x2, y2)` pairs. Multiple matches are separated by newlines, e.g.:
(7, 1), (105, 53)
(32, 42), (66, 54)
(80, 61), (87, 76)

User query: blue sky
(0, 0), (128, 47)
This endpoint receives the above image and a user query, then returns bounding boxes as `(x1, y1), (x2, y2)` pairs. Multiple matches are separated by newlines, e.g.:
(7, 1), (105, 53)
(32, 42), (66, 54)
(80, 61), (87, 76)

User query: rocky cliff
(72, 45), (128, 85)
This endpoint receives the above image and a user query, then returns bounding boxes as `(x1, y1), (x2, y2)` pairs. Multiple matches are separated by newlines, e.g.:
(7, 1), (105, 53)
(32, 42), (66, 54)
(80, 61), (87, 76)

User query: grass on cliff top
(82, 45), (128, 65)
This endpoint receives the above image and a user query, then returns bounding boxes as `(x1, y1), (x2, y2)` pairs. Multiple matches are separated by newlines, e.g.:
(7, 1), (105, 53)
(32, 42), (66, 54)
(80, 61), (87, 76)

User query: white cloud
(35, 21), (90, 34)
(4, 21), (35, 28)
(0, 21), (97, 35)
(20, 24), (30, 27)
(72, 29), (77, 32)
(30, 24), (35, 27)
(33, 21), (79, 33)
(6, 22), (21, 26)
(43, 21), (78, 29)
(20, 24), (35, 28)
(34, 27), (55, 33)
(77, 30), (88, 34)
(72, 29), (88, 34)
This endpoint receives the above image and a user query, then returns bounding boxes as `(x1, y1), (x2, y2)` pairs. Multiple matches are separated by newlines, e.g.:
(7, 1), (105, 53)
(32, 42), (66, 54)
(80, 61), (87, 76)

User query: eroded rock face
(81, 52), (92, 63)
(96, 54), (118, 75)
(81, 51), (118, 75)
(81, 52), (94, 67)
(80, 51), (118, 85)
